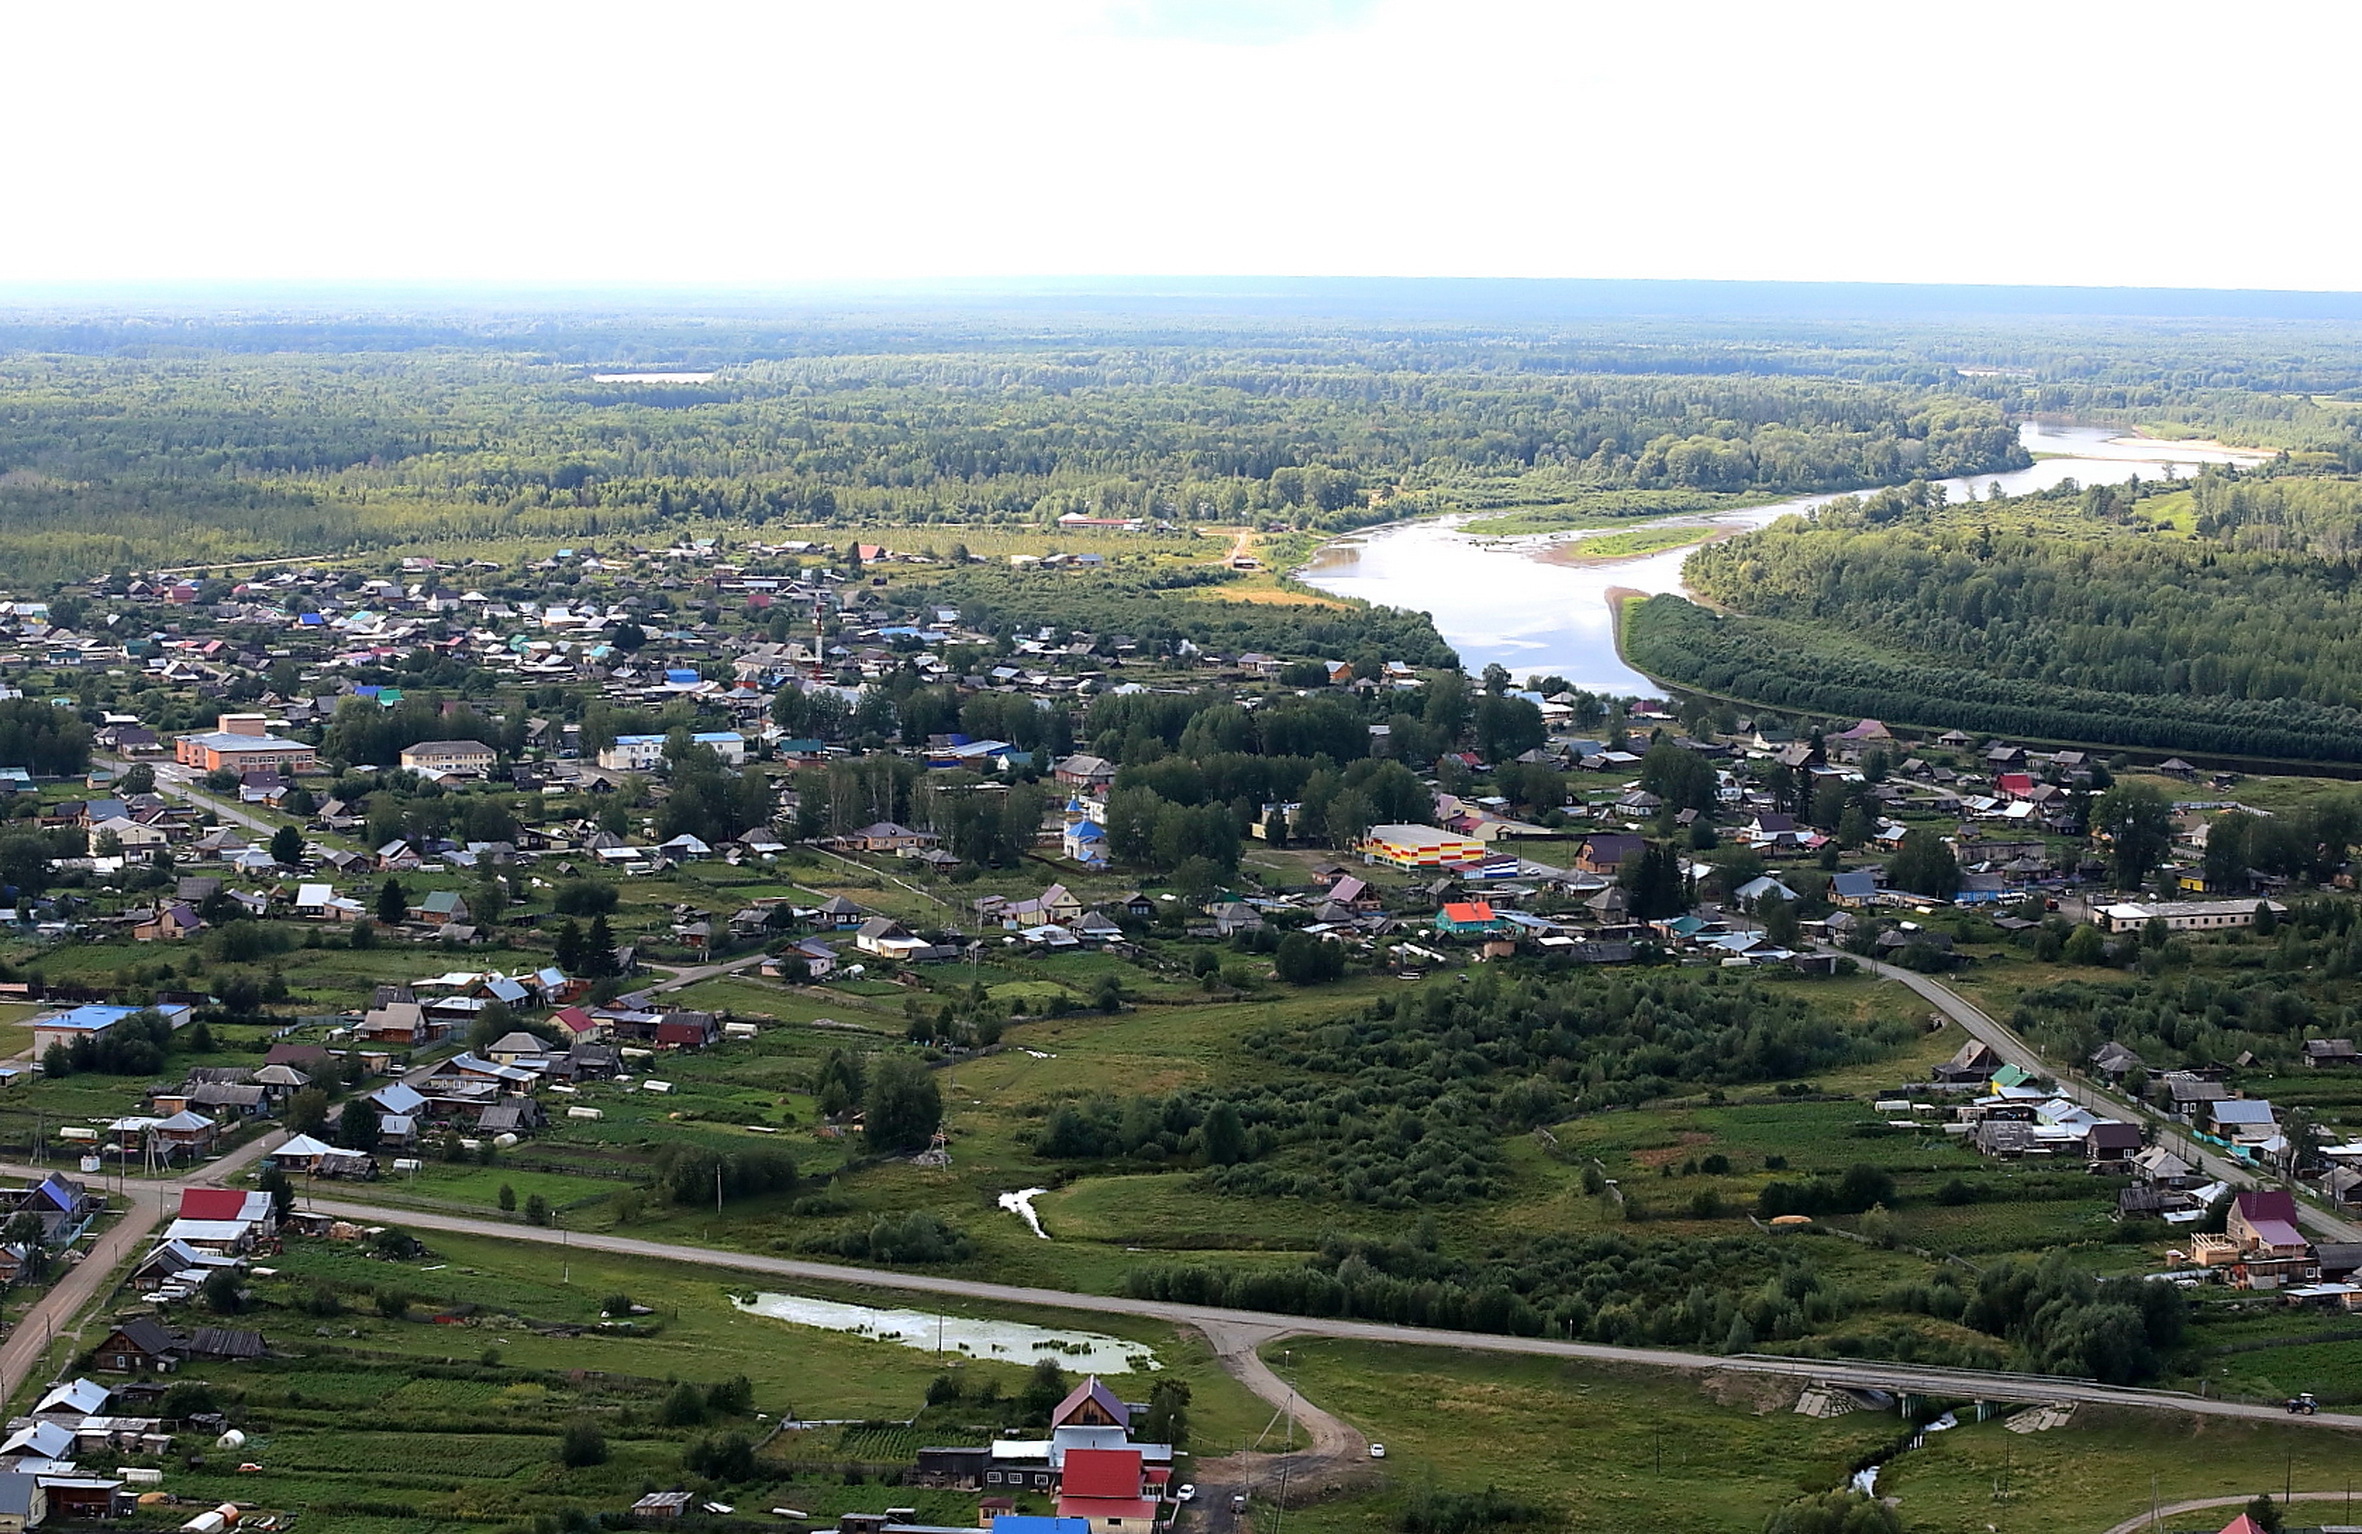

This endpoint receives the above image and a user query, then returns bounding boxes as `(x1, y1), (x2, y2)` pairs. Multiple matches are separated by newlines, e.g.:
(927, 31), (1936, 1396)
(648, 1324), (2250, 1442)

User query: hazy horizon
(12, 0), (2359, 293)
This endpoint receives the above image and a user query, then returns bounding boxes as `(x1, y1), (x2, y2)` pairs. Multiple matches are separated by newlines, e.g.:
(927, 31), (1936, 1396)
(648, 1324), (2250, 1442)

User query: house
(1434, 901), (1508, 936)
(2088, 1042), (2145, 1081)
(1056, 1448), (1156, 1534)
(2303, 1038), (2362, 1069)
(399, 739), (497, 775)
(416, 890), (472, 925)
(1575, 833), (1645, 875)
(2087, 1121), (2142, 1167)
(356, 1001), (434, 1046)
(2206, 1099), (2279, 1142)
(2229, 1190), (2309, 1256)
(854, 918), (931, 961)
(1828, 870), (1883, 907)
(483, 1031), (549, 1065)
(1930, 1039), (1998, 1085)
(0, 1472), (43, 1532)
(133, 903), (204, 942)
(179, 1187), (273, 1234)
(838, 822), (936, 854)
(1732, 875), (1800, 910)
(92, 1317), (182, 1373)
(1052, 754), (1117, 792)
(1052, 1377), (1131, 1431)
(1208, 902), (1263, 937)
(267, 1134), (373, 1177)
(816, 895), (866, 930)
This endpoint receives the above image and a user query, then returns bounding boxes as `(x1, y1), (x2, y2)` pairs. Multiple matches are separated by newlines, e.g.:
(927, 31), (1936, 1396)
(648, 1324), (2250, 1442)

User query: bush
(658, 1381), (706, 1427)
(683, 1431), (755, 1482)
(374, 1288), (412, 1320)
(1762, 1491), (1902, 1534)
(1400, 1486), (1546, 1534)
(553, 879), (620, 916)
(814, 1211), (973, 1265)
(559, 1420), (608, 1468)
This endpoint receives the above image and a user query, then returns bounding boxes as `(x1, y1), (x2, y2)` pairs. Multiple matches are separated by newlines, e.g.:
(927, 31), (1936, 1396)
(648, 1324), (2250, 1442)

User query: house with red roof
(1056, 1448), (1157, 1534)
(178, 1188), (273, 1232)
(1434, 901), (1507, 937)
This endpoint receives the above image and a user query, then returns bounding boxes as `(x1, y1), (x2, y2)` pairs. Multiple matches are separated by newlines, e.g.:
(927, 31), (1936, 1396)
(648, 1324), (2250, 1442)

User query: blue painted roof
(38, 1003), (193, 1034)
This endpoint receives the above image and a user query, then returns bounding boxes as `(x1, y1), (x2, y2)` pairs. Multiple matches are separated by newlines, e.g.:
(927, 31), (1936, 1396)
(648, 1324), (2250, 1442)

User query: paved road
(295, 1196), (2362, 1434)
(135, 758), (286, 838)
(2098, 1491), (2362, 1534)
(643, 951), (773, 994)
(1848, 951), (2362, 1244)
(0, 1129), (283, 1406)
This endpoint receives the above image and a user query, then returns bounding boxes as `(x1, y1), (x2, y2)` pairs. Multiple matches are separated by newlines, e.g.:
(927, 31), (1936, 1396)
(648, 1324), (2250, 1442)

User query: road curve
(2098, 1491), (2362, 1534)
(1845, 952), (2362, 1245)
(298, 1196), (2362, 1434)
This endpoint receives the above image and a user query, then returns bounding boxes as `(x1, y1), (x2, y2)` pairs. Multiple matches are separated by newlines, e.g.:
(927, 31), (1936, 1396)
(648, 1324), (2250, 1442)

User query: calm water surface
(1298, 424), (2272, 695)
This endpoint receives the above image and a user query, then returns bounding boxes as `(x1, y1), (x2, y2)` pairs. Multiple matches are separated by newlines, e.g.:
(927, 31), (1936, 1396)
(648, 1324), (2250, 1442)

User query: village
(0, 535), (2351, 1526)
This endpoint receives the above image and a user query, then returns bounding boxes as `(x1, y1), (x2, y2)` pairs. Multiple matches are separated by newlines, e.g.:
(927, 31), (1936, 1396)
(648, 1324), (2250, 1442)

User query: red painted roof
(1060, 1448), (1143, 1500)
(2219, 1517), (2269, 1534)
(1440, 902), (1496, 923)
(179, 1188), (251, 1221)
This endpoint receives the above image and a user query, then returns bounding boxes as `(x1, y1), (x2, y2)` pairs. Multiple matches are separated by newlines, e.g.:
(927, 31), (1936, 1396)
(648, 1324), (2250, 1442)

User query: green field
(1267, 1339), (2362, 1534)
(50, 1225), (1276, 1529)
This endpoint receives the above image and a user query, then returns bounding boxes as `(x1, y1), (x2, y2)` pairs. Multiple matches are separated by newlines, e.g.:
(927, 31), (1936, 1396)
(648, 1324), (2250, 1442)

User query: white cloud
(4, 0), (2355, 290)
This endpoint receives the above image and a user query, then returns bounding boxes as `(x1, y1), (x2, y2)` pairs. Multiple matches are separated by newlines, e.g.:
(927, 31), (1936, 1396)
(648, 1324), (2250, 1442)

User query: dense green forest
(0, 307), (2068, 585)
(1034, 967), (1911, 1208)
(8, 298), (2362, 589)
(1632, 470), (2362, 759)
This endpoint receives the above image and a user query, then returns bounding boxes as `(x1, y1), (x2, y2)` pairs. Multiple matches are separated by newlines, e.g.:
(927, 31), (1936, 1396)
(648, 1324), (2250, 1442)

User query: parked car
(1369, 1444), (1387, 1459)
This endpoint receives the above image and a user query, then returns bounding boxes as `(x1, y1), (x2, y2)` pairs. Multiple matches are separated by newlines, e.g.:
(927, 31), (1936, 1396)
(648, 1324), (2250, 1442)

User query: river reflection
(1297, 424), (2271, 695)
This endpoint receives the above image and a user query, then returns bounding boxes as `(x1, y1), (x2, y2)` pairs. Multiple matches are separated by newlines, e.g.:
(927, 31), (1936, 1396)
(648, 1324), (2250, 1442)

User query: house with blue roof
(31, 1003), (193, 1057)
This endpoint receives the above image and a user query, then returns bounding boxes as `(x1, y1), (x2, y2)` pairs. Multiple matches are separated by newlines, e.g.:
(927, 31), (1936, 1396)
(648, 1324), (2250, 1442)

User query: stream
(1297, 423), (2273, 695)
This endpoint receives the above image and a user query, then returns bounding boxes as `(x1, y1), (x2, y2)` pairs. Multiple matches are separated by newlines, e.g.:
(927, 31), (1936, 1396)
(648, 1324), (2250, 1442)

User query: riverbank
(1535, 521), (1736, 568)
(1297, 421), (2284, 695)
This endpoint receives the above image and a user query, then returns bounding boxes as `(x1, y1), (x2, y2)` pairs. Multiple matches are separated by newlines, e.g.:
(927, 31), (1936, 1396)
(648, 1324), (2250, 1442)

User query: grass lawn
(1264, 1339), (2362, 1534)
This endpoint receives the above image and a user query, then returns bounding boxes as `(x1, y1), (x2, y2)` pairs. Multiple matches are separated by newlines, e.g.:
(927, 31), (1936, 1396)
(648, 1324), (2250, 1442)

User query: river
(1296, 424), (2274, 696)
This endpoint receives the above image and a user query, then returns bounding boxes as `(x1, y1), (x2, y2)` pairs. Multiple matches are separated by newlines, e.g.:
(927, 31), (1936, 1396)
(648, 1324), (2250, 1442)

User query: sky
(8, 0), (2359, 293)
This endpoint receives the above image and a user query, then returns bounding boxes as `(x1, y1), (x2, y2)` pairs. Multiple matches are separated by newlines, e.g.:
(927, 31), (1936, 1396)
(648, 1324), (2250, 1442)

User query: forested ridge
(1633, 470), (2362, 759)
(0, 318), (2033, 584)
